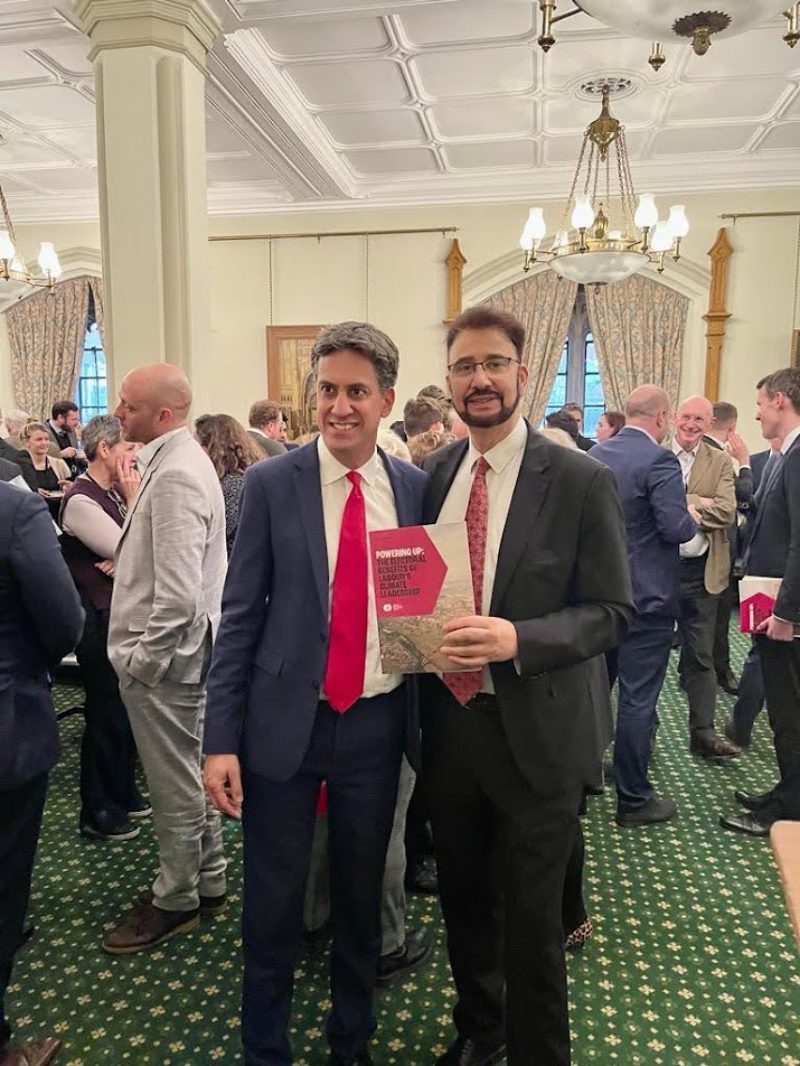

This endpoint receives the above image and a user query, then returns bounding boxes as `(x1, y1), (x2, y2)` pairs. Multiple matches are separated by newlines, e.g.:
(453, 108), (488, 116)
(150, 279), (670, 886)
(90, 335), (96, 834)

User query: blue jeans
(613, 616), (675, 811)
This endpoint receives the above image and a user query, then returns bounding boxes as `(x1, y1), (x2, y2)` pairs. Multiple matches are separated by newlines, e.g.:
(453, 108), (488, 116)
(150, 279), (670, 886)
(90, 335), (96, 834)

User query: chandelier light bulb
(667, 204), (690, 238)
(526, 207), (547, 241)
(9, 254), (26, 275)
(571, 195), (595, 230)
(650, 220), (674, 253)
(634, 194), (659, 229)
(0, 229), (15, 260)
(37, 241), (60, 277)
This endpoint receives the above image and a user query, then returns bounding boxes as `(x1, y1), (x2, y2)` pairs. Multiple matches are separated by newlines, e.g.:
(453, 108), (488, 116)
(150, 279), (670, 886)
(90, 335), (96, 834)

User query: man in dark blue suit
(591, 385), (699, 827)
(203, 322), (427, 1066)
(0, 483), (84, 1066)
(721, 368), (800, 836)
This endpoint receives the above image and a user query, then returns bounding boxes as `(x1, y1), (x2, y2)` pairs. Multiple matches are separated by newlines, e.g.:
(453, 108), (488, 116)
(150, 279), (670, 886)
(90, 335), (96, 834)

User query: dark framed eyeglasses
(447, 356), (521, 378)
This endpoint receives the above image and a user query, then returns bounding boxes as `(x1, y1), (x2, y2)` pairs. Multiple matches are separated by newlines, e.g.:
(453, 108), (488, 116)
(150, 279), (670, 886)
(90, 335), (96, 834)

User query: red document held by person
(739, 576), (783, 633)
(369, 522), (474, 674)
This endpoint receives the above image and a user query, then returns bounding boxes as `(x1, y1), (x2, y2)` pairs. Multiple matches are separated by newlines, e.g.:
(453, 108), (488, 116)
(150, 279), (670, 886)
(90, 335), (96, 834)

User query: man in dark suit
(0, 455), (24, 486)
(45, 400), (86, 479)
(721, 368), (800, 836)
(421, 305), (633, 1066)
(703, 401), (754, 694)
(591, 385), (699, 827)
(247, 399), (287, 457)
(560, 402), (594, 451)
(203, 322), (427, 1066)
(0, 483), (84, 1066)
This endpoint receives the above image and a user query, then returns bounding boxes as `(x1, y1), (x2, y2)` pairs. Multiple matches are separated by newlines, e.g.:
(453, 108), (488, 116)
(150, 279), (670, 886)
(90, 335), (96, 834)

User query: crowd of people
(0, 304), (798, 1066)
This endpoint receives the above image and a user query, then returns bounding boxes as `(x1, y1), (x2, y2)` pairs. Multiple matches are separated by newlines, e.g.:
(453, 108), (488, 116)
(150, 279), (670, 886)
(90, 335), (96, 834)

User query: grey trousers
(119, 674), (227, 912)
(303, 755), (416, 955)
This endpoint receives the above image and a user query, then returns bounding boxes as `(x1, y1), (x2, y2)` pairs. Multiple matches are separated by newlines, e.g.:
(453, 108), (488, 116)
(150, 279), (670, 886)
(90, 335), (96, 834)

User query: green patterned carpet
(8, 627), (800, 1065)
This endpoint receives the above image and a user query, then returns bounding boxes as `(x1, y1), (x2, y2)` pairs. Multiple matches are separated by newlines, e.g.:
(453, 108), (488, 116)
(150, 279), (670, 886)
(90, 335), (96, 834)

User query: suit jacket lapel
(118, 429), (187, 540)
(424, 440), (469, 523)
(687, 442), (712, 493)
(380, 449), (415, 527)
(293, 444), (329, 616)
(490, 424), (552, 614)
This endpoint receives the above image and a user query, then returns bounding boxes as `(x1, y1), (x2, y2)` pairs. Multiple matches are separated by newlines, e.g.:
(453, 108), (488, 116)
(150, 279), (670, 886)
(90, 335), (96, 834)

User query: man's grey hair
(5, 408), (31, 434)
(82, 414), (123, 461)
(310, 321), (399, 392)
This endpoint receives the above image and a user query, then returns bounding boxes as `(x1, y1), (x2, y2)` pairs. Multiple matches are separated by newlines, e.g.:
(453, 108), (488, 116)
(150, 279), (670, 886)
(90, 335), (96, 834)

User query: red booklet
(369, 521), (475, 673)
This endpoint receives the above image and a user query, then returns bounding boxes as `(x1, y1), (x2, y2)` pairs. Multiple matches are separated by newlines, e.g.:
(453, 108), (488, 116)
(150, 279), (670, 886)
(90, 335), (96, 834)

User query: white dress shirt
(672, 439), (709, 559)
(318, 436), (401, 699)
(437, 417), (528, 693)
(781, 424), (800, 455)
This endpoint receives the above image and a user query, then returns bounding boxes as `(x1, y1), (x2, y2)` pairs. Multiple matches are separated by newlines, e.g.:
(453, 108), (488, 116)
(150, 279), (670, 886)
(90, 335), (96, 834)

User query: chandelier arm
(0, 184), (20, 248)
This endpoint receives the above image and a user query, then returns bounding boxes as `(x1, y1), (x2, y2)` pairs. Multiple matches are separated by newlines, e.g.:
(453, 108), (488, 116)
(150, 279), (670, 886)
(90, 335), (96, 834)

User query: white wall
(2, 189), (798, 449)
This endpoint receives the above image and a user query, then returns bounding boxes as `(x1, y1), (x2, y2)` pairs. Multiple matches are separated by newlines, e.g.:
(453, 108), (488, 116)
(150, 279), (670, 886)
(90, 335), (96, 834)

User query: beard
(455, 382), (522, 429)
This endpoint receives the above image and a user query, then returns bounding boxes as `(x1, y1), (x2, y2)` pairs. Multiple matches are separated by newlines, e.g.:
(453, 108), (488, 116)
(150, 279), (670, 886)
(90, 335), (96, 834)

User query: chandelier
(519, 84), (689, 285)
(0, 182), (62, 292)
(537, 3), (798, 71)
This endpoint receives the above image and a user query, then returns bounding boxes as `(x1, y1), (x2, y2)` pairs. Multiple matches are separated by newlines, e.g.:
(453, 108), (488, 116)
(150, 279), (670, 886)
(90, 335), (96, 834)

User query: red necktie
(443, 456), (490, 705)
(324, 471), (368, 713)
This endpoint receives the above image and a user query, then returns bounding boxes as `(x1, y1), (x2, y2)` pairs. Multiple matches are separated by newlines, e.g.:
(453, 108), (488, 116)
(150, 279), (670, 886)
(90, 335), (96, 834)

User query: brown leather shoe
(0, 1036), (61, 1066)
(102, 900), (199, 955)
(690, 733), (742, 761)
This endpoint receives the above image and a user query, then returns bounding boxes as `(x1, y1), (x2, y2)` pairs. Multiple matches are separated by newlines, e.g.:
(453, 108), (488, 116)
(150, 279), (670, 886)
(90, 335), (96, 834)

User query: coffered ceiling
(0, 0), (798, 222)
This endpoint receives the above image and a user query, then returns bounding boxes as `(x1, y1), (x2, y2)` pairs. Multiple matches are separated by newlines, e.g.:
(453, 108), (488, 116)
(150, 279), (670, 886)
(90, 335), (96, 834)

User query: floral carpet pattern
(8, 628), (800, 1065)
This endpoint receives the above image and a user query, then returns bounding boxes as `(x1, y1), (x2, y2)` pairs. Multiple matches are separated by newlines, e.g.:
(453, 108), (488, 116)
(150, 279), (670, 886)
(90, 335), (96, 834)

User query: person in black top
(46, 400), (87, 479)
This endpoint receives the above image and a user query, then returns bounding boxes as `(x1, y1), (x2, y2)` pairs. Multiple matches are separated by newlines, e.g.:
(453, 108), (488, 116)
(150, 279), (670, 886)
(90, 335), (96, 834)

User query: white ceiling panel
(543, 40), (676, 90)
(444, 139), (535, 170)
(206, 156), (279, 182)
(18, 166), (98, 191)
(758, 122), (800, 151)
(0, 135), (65, 166)
(399, 0), (534, 47)
(287, 58), (410, 107)
(651, 125), (755, 155)
(344, 145), (439, 174)
(411, 46), (534, 99)
(666, 79), (787, 123)
(429, 97), (534, 140)
(35, 39), (92, 75)
(0, 43), (47, 80)
(319, 107), (426, 145)
(0, 84), (94, 127)
(259, 16), (389, 58)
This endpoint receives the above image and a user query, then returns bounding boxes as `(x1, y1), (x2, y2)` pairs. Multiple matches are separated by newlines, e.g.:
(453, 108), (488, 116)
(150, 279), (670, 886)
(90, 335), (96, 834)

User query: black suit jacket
(745, 435), (800, 624)
(749, 449), (770, 492)
(421, 422), (634, 793)
(0, 455), (22, 482)
(0, 483), (84, 789)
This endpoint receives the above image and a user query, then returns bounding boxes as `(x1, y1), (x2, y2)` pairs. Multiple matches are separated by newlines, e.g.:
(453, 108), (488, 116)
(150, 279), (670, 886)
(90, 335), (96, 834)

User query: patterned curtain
(88, 275), (105, 349)
(585, 274), (688, 411)
(5, 276), (90, 418)
(487, 270), (578, 425)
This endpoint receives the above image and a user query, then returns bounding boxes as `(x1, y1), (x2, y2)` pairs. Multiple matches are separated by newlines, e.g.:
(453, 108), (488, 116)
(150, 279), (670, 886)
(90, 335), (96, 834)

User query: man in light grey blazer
(105, 363), (227, 954)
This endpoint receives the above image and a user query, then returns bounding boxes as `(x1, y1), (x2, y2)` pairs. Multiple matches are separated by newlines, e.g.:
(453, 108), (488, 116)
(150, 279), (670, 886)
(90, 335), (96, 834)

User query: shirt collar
(317, 434), (381, 487)
(672, 437), (701, 458)
(781, 424), (800, 455)
(467, 416), (527, 474)
(136, 426), (185, 470)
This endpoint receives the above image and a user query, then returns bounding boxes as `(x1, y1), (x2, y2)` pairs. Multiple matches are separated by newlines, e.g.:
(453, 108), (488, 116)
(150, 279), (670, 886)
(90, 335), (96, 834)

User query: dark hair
(562, 402), (583, 415)
(757, 368), (800, 413)
(52, 399), (78, 420)
(603, 410), (626, 436)
(310, 321), (399, 392)
(446, 304), (526, 360)
(196, 414), (264, 478)
(404, 397), (443, 438)
(248, 399), (283, 430)
(545, 410), (578, 438)
(712, 401), (738, 425)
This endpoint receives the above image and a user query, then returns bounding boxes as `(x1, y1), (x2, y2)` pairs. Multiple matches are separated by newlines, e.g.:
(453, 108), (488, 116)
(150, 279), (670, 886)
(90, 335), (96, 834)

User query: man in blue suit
(591, 385), (699, 827)
(0, 483), (84, 1066)
(203, 322), (427, 1066)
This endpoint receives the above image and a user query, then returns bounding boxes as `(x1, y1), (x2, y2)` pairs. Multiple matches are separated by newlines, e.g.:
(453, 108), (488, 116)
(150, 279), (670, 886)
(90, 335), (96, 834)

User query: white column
(76, 0), (220, 401)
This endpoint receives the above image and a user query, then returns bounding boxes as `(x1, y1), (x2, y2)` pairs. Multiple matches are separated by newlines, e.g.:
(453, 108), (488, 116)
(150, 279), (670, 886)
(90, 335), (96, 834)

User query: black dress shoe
(719, 810), (775, 837)
(734, 788), (775, 812)
(616, 794), (677, 828)
(724, 718), (751, 749)
(690, 733), (741, 761)
(435, 1036), (507, 1066)
(377, 927), (432, 986)
(717, 669), (740, 696)
(405, 861), (439, 895)
(328, 1050), (373, 1065)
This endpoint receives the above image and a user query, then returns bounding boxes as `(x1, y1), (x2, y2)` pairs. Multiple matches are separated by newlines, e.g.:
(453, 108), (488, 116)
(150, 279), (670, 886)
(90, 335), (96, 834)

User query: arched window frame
(74, 288), (108, 420)
(543, 286), (605, 438)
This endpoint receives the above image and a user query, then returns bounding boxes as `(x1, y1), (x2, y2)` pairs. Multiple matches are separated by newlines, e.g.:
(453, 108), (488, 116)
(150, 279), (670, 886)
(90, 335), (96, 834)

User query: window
(74, 291), (107, 420)
(542, 287), (605, 439)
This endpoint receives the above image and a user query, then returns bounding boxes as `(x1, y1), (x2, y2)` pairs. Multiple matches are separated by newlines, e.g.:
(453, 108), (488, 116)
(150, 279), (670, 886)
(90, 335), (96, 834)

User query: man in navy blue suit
(591, 385), (699, 827)
(203, 322), (427, 1066)
(1, 483), (84, 1066)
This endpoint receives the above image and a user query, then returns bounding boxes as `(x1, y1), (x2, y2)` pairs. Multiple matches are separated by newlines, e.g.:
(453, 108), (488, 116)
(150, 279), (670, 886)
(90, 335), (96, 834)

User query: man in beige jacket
(672, 395), (740, 761)
(105, 364), (227, 953)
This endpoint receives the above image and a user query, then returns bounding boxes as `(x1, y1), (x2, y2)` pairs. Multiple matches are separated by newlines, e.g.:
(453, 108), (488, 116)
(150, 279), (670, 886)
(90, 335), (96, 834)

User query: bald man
(104, 364), (228, 953)
(672, 396), (739, 761)
(591, 386), (699, 826)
